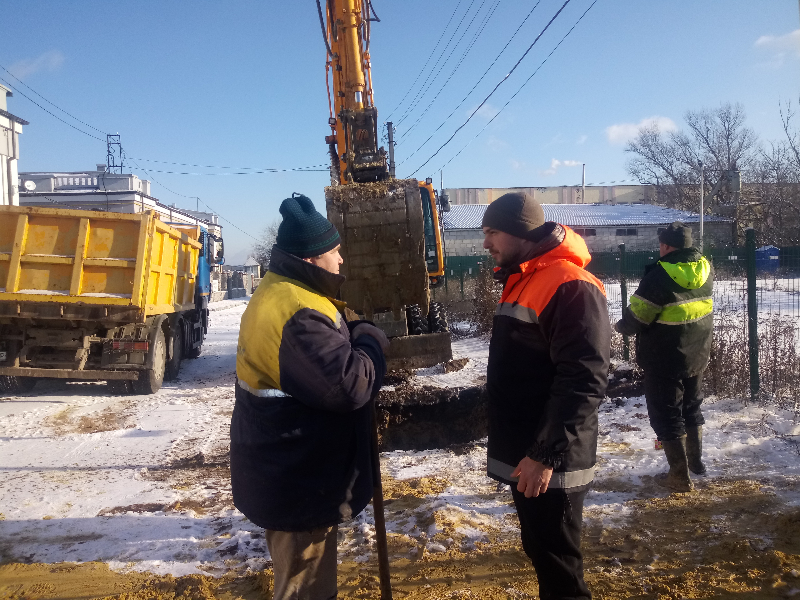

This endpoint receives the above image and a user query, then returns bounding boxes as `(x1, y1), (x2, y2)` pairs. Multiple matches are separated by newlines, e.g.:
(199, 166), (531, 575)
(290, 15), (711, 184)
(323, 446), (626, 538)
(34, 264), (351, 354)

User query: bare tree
(780, 98), (800, 173)
(626, 103), (759, 212)
(748, 97), (800, 245)
(252, 221), (279, 276)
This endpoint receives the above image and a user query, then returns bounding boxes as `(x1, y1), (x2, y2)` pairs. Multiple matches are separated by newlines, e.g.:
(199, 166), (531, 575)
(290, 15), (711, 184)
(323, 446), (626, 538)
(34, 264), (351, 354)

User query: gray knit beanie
(659, 221), (693, 249)
(276, 193), (341, 258)
(481, 192), (547, 241)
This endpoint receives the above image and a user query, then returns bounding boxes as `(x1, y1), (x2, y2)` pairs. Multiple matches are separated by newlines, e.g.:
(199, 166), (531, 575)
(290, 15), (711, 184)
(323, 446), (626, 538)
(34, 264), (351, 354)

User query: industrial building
(444, 185), (653, 206)
(443, 203), (734, 255)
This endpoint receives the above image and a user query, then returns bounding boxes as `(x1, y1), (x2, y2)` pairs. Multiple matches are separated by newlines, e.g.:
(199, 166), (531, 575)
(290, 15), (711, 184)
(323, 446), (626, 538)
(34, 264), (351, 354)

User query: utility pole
(386, 122), (396, 179)
(582, 164), (586, 204)
(699, 161), (704, 252)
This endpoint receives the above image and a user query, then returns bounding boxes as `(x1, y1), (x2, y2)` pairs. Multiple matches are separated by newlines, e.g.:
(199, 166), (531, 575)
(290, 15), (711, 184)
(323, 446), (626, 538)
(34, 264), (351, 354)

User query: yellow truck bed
(0, 205), (201, 318)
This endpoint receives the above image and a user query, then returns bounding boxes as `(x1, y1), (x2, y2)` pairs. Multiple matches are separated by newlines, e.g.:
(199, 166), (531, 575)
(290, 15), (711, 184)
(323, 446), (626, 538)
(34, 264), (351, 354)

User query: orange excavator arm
(319, 0), (388, 184)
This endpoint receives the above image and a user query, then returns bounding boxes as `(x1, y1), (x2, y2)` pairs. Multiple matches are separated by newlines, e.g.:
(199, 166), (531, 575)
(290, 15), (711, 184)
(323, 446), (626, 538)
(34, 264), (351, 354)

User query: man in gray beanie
(616, 222), (714, 493)
(231, 193), (389, 600)
(482, 192), (610, 600)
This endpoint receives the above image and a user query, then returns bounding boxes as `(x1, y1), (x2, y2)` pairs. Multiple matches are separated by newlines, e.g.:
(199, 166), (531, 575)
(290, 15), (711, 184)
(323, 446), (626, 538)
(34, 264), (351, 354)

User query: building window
(616, 228), (638, 236)
(573, 228), (596, 237)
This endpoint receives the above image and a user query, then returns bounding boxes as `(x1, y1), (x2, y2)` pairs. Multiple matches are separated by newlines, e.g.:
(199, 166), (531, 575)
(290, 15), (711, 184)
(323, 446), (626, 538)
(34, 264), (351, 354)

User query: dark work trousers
(512, 486), (591, 600)
(643, 370), (706, 441)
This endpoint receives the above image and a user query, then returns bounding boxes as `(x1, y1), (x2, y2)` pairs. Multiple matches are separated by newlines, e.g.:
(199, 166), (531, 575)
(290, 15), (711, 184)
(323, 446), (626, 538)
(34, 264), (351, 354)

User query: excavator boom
(319, 0), (451, 369)
(323, 0), (387, 184)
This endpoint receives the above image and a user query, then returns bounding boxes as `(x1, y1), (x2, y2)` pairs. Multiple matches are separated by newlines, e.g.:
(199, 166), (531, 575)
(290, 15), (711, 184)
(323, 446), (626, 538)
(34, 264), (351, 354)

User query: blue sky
(2, 1), (798, 261)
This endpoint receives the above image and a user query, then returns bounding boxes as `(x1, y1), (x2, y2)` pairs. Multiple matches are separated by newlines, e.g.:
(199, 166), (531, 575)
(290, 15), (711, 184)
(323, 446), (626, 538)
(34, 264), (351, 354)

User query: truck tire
(1, 376), (37, 394)
(107, 380), (132, 395)
(185, 341), (202, 359)
(132, 328), (166, 395)
(428, 302), (448, 333)
(165, 320), (183, 381)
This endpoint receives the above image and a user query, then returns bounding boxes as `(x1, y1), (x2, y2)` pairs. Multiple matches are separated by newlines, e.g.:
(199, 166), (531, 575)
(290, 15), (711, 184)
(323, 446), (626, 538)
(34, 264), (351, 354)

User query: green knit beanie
(276, 193), (341, 258)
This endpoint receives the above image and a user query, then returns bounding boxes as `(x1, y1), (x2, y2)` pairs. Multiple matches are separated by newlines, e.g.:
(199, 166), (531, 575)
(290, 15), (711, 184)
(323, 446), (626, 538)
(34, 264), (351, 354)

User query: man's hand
(512, 456), (553, 498)
(351, 322), (390, 353)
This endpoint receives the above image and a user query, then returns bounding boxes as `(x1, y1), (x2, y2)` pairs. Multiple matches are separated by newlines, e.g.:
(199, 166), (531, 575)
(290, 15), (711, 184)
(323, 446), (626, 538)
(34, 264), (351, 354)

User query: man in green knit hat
(231, 193), (388, 600)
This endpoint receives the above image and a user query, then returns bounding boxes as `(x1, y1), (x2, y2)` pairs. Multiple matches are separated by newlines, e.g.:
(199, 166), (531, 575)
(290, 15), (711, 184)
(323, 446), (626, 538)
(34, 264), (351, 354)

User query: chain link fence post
(745, 227), (760, 404)
(619, 243), (630, 361)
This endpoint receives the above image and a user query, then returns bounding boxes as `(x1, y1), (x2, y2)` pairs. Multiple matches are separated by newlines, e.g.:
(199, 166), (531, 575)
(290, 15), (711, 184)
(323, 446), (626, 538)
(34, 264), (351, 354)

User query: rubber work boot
(685, 425), (707, 475)
(655, 436), (694, 492)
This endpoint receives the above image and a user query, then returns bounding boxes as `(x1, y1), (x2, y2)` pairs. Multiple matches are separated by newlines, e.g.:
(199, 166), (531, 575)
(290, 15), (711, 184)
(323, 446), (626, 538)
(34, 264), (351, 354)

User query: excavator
(318, 0), (452, 369)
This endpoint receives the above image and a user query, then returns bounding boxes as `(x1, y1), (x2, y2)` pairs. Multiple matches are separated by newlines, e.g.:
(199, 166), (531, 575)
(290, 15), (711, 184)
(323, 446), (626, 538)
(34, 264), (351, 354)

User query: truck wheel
(1, 377), (37, 394)
(428, 302), (449, 333)
(107, 379), (132, 395)
(165, 321), (183, 381)
(132, 328), (166, 395)
(185, 341), (202, 359)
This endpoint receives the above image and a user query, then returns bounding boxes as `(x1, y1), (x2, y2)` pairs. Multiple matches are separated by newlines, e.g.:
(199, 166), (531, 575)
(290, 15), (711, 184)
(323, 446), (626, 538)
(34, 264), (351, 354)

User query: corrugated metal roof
(442, 203), (731, 230)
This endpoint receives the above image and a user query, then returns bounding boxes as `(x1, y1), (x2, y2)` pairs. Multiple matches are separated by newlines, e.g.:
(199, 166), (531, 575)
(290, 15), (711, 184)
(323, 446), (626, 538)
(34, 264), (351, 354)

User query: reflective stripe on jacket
(487, 225), (611, 490)
(617, 246), (713, 377)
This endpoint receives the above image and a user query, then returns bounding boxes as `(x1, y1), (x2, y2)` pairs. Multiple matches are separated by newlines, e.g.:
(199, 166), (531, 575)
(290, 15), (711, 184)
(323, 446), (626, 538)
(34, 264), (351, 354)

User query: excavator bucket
(325, 179), (430, 319)
(326, 179), (453, 371)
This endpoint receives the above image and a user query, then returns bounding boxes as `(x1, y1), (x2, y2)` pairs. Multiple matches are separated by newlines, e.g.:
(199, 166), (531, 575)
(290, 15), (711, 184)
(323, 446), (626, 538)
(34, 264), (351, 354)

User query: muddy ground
(3, 363), (800, 598)
(2, 459), (799, 599)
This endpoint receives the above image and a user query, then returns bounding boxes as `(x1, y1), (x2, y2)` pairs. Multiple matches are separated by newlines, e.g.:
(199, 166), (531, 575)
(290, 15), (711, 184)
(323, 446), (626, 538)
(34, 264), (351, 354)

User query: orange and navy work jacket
(486, 225), (611, 490)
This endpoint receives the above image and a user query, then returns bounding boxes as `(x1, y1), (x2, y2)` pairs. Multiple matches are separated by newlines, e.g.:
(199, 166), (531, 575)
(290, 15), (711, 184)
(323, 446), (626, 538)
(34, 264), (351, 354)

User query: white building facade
(0, 83), (27, 207)
(18, 167), (222, 238)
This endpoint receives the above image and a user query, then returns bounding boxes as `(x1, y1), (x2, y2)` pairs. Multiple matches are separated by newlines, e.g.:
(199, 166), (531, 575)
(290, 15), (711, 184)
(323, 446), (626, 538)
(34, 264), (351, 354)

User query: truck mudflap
(325, 179), (430, 319)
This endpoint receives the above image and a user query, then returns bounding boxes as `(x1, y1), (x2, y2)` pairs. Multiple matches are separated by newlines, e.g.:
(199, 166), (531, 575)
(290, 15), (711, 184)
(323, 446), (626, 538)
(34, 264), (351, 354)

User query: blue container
(755, 245), (780, 273)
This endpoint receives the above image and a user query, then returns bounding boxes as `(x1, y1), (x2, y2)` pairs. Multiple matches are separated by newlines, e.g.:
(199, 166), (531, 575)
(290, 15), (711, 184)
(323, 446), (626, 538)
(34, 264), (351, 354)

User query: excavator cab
(419, 181), (445, 287)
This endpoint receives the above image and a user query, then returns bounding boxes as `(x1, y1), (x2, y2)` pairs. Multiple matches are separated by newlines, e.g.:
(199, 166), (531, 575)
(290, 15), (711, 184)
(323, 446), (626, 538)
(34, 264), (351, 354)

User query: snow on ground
(1, 298), (800, 579)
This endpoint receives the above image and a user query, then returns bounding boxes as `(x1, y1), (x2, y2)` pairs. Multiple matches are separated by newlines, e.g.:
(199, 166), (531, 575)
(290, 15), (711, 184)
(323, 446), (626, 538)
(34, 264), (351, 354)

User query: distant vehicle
(0, 205), (223, 394)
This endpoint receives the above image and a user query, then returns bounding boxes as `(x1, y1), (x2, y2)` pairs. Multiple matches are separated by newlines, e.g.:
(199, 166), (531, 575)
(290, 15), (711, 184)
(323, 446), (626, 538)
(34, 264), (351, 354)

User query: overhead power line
(407, 0), (572, 177)
(394, 0), (481, 127)
(0, 75), (107, 143)
(430, 0), (600, 176)
(384, 0), (465, 122)
(397, 0), (543, 165)
(398, 0), (503, 142)
(124, 156), (330, 173)
(124, 151), (260, 242)
(0, 63), (109, 135)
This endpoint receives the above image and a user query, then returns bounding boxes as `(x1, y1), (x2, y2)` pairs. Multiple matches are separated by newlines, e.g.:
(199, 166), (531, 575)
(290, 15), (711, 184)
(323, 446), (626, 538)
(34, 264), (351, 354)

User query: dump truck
(0, 205), (220, 394)
(319, 0), (452, 369)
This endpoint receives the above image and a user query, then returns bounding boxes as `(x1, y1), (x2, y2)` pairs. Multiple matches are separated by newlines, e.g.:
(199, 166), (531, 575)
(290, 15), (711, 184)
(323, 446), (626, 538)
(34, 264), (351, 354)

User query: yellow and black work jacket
(487, 224), (610, 490)
(616, 247), (713, 378)
(230, 246), (385, 532)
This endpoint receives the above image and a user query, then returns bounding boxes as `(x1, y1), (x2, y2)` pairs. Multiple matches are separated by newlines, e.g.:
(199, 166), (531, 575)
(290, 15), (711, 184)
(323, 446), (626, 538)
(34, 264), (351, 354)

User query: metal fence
(443, 232), (800, 407)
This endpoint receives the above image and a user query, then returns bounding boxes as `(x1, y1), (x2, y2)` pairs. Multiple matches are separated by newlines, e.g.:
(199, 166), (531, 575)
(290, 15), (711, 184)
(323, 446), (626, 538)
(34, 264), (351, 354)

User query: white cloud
(576, 135), (588, 145)
(7, 50), (65, 79)
(754, 29), (800, 67)
(605, 116), (677, 145)
(475, 102), (500, 121)
(542, 158), (581, 177)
